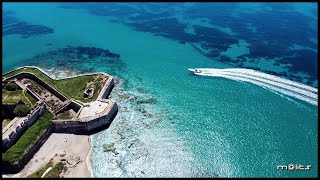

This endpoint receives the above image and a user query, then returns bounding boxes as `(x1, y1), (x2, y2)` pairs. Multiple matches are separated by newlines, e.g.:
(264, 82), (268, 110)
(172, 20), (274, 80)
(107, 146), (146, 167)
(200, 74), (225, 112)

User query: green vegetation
(28, 161), (66, 178)
(4, 67), (107, 103)
(25, 91), (38, 106)
(27, 161), (53, 178)
(2, 90), (24, 104)
(4, 82), (18, 91)
(2, 89), (37, 108)
(55, 111), (72, 120)
(13, 104), (31, 117)
(4, 67), (53, 83)
(54, 75), (96, 103)
(2, 111), (53, 164)
(2, 119), (11, 128)
(44, 162), (65, 178)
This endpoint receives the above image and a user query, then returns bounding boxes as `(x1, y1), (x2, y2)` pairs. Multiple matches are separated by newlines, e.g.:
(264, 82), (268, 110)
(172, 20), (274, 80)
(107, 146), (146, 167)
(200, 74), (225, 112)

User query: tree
(13, 104), (31, 117)
(4, 82), (18, 91)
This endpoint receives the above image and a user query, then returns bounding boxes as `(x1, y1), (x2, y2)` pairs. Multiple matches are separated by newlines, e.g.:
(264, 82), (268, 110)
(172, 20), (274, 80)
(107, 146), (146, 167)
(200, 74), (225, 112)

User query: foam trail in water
(188, 68), (318, 106)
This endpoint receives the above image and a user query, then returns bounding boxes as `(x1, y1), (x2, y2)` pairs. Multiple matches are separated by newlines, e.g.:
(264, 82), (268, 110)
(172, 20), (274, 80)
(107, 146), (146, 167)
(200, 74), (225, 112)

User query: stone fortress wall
(98, 75), (115, 99)
(53, 100), (118, 133)
(2, 66), (118, 173)
(2, 101), (46, 151)
(2, 66), (117, 136)
(2, 125), (54, 174)
(4, 72), (68, 102)
(53, 73), (116, 133)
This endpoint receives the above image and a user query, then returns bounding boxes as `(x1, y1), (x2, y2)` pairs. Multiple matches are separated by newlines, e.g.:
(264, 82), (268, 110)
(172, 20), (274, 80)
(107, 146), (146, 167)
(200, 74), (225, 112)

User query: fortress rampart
(53, 100), (118, 133)
(2, 102), (46, 151)
(2, 125), (54, 174)
(4, 72), (68, 102)
(2, 66), (118, 174)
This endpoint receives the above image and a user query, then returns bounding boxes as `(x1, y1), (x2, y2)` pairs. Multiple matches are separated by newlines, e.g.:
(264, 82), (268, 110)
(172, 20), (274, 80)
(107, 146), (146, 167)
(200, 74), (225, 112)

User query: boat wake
(188, 68), (318, 106)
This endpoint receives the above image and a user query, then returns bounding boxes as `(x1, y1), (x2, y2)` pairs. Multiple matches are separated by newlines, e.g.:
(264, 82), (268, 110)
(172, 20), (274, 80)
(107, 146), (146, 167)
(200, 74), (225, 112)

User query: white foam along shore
(188, 68), (318, 106)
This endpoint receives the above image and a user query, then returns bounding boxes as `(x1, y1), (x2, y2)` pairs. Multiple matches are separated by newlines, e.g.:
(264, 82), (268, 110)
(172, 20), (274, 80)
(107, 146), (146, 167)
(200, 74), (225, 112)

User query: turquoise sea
(2, 2), (318, 177)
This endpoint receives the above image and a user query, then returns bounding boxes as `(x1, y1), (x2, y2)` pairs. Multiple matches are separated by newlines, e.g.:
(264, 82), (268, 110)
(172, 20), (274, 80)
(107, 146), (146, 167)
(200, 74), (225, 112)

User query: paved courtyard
(78, 101), (109, 118)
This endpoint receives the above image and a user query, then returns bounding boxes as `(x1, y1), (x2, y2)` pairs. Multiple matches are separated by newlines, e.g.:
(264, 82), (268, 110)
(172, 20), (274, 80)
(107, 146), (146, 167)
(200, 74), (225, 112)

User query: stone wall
(25, 87), (39, 102)
(6, 72), (68, 102)
(55, 101), (82, 115)
(2, 66), (119, 174)
(86, 101), (118, 132)
(52, 101), (118, 134)
(2, 102), (46, 151)
(98, 78), (114, 99)
(52, 119), (87, 133)
(2, 125), (54, 174)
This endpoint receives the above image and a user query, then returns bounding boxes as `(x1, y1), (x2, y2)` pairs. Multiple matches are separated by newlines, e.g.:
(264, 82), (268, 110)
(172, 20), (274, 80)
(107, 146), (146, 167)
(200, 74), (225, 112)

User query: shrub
(44, 162), (65, 178)
(13, 104), (31, 117)
(4, 82), (18, 91)
(27, 161), (53, 178)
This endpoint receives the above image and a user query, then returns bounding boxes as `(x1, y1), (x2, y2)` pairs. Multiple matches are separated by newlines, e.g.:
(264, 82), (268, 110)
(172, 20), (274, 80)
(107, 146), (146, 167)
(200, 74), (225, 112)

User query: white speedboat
(188, 68), (202, 73)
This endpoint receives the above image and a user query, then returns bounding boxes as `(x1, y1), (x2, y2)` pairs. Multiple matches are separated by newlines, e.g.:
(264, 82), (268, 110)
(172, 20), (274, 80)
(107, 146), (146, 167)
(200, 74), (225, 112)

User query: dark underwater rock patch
(3, 10), (54, 38)
(23, 46), (125, 76)
(136, 97), (157, 105)
(58, 3), (317, 87)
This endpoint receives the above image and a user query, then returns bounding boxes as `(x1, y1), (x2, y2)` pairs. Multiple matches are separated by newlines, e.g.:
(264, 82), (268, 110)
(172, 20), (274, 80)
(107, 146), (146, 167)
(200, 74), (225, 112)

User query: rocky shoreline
(35, 67), (196, 177)
(90, 77), (196, 177)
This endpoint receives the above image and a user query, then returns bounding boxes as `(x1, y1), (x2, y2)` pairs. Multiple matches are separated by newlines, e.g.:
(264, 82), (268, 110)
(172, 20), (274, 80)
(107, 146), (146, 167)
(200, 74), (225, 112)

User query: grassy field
(4, 67), (107, 103)
(2, 90), (25, 104)
(25, 91), (38, 106)
(54, 75), (98, 103)
(2, 89), (37, 108)
(2, 111), (53, 164)
(55, 110), (73, 120)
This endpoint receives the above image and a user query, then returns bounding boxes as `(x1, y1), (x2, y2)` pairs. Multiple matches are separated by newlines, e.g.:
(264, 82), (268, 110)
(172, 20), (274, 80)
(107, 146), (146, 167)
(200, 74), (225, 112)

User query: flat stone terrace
(2, 117), (26, 139)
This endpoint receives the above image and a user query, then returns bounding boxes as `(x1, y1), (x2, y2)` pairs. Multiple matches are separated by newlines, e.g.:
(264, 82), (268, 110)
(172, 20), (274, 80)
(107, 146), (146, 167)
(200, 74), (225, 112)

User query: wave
(188, 68), (318, 106)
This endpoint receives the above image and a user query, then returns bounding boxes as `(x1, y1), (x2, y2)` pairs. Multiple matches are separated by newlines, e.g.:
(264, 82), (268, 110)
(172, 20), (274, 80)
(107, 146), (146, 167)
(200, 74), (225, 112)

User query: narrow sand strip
(86, 136), (93, 177)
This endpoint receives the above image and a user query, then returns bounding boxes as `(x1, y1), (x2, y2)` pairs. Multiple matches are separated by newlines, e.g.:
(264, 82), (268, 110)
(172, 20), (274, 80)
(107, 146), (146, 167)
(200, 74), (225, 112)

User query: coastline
(41, 67), (94, 177)
(86, 136), (93, 177)
(42, 67), (93, 177)
(89, 77), (196, 177)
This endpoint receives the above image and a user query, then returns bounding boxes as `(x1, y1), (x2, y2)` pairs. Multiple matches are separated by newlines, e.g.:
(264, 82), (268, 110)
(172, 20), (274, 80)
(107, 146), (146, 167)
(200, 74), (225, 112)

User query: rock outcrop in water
(90, 77), (196, 177)
(3, 10), (54, 38)
(22, 46), (124, 76)
(136, 97), (157, 105)
(58, 3), (318, 87)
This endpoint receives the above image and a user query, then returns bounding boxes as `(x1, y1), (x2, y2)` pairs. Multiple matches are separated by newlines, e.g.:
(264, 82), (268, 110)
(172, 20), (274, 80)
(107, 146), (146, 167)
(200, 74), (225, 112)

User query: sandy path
(7, 133), (91, 178)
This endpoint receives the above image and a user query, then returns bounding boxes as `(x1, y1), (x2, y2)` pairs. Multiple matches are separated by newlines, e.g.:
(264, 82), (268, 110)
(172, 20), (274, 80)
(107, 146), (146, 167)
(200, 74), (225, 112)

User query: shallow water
(2, 3), (318, 177)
